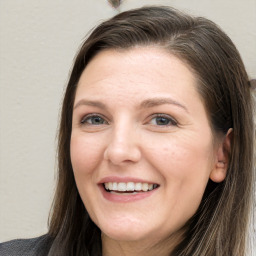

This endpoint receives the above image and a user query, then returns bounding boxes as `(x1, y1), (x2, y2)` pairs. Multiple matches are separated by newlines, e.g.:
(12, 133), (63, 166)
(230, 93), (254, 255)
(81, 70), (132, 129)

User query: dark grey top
(0, 235), (52, 256)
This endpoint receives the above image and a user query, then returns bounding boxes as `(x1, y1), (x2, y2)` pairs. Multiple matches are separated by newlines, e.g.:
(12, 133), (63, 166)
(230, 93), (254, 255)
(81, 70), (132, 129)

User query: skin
(70, 47), (230, 256)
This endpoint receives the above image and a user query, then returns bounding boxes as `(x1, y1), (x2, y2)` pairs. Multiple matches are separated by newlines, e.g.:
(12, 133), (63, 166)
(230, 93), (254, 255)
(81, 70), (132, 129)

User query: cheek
(146, 134), (214, 198)
(148, 137), (213, 175)
(70, 133), (104, 175)
(70, 133), (104, 221)
(176, 133), (213, 172)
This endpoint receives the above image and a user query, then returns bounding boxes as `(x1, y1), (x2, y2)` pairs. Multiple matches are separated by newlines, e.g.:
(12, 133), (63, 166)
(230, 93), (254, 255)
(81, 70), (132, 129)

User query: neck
(101, 229), (185, 256)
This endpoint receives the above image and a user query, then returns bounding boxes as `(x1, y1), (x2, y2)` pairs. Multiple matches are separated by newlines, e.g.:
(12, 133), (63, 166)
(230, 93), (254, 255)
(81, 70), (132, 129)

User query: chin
(104, 230), (141, 241)
(99, 217), (176, 246)
(98, 217), (154, 242)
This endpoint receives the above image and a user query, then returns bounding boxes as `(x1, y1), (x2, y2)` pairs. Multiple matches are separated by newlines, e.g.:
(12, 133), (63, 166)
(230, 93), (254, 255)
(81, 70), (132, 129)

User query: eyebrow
(73, 99), (106, 110)
(140, 97), (188, 112)
(73, 97), (188, 112)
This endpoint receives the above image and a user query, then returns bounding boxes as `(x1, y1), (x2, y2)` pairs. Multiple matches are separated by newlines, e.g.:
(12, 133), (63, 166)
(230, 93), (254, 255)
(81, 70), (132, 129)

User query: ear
(210, 128), (233, 183)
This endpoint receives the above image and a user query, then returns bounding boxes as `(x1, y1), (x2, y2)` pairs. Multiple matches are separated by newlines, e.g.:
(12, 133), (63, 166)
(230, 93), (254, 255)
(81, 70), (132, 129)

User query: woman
(1, 6), (254, 256)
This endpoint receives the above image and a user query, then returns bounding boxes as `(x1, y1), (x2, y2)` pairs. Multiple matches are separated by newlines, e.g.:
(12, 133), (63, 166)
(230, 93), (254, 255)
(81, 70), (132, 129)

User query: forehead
(76, 47), (198, 99)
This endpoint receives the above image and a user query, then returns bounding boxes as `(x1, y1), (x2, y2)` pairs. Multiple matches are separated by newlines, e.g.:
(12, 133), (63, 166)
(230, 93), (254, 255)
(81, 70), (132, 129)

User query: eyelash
(148, 114), (178, 126)
(80, 113), (177, 127)
(80, 114), (108, 125)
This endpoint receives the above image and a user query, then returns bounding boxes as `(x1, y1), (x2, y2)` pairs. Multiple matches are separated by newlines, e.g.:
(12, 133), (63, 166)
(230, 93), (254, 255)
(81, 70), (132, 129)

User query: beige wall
(0, 0), (255, 243)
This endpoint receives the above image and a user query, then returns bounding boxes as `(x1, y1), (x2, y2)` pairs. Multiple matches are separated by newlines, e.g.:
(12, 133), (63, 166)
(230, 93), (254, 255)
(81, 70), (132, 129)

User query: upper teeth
(104, 182), (157, 192)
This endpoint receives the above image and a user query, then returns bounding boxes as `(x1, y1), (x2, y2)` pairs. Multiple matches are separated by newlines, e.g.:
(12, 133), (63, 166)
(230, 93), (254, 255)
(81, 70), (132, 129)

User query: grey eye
(149, 115), (177, 126)
(155, 117), (171, 125)
(81, 115), (107, 125)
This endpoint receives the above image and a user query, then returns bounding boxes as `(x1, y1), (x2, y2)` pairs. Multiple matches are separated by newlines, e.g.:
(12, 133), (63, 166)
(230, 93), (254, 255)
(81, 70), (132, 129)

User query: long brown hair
(48, 6), (255, 256)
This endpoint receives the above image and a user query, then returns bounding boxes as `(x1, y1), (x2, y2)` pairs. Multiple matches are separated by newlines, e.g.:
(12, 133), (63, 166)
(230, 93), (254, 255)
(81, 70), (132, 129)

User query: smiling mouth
(103, 182), (159, 194)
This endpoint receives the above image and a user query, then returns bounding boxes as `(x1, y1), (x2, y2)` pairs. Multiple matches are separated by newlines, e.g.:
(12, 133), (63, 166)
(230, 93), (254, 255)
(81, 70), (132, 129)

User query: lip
(98, 176), (159, 203)
(99, 185), (158, 203)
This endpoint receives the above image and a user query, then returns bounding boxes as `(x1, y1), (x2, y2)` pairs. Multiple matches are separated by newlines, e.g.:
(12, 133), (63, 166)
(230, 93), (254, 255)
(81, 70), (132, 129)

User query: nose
(103, 125), (141, 165)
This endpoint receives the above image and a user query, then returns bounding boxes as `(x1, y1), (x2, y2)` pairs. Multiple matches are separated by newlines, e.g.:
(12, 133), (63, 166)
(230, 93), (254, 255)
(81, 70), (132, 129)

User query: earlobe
(210, 128), (233, 183)
(210, 161), (227, 183)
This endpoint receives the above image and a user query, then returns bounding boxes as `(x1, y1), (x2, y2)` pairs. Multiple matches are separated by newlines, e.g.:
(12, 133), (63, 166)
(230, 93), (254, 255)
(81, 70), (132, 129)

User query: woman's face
(71, 47), (224, 245)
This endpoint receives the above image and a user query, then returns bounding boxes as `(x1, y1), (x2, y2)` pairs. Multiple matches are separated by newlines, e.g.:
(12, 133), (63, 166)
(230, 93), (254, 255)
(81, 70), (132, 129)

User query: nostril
(103, 141), (141, 165)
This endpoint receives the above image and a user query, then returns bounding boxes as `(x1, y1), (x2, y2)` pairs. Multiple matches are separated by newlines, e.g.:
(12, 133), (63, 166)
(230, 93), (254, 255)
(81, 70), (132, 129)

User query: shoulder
(0, 234), (52, 256)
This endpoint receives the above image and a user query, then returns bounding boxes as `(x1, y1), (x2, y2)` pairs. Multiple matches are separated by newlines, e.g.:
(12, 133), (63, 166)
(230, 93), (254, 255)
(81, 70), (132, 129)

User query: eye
(149, 114), (177, 126)
(81, 114), (108, 125)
